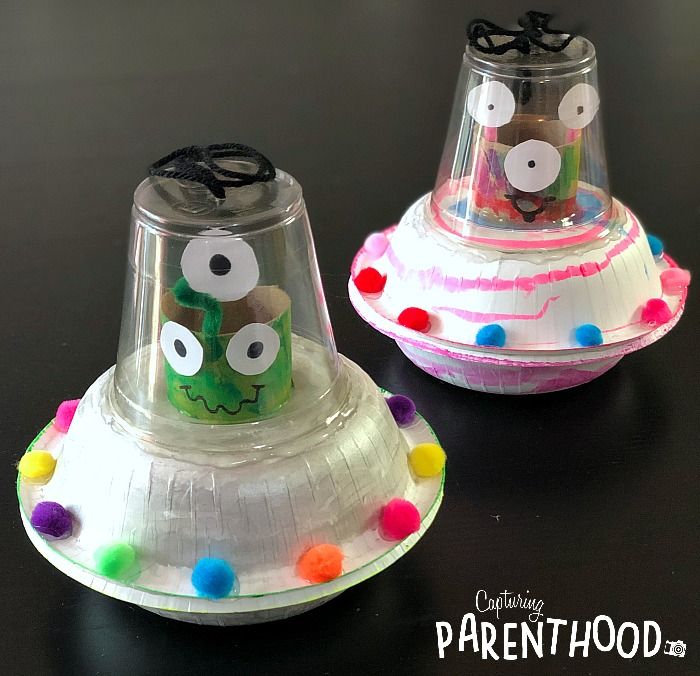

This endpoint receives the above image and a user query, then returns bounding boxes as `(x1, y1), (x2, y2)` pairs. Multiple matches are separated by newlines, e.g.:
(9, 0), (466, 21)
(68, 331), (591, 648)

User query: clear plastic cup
(432, 34), (610, 236)
(113, 162), (338, 428)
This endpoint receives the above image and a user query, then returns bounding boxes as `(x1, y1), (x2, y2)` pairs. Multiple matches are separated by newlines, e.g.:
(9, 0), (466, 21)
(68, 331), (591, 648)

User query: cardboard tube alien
(466, 80), (598, 224)
(159, 232), (292, 423)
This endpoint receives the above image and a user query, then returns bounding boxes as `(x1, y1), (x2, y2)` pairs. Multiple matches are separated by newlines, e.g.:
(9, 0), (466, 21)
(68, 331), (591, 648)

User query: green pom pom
(173, 277), (223, 337)
(94, 543), (138, 580)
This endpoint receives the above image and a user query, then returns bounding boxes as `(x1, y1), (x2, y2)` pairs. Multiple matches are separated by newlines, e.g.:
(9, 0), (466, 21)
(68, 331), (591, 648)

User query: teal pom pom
(575, 323), (603, 347)
(191, 558), (236, 598)
(475, 324), (506, 347)
(647, 234), (664, 257)
(173, 277), (223, 337)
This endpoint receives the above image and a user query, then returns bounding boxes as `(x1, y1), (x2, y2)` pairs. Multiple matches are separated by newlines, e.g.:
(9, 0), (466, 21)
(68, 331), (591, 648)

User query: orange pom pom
(297, 544), (344, 583)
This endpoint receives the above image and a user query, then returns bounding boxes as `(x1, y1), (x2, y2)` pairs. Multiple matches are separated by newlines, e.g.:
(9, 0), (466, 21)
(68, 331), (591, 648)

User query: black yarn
(467, 11), (575, 56)
(149, 143), (276, 198)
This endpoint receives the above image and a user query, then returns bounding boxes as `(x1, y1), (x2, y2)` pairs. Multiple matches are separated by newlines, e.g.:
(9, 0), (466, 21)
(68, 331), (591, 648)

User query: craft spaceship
(18, 145), (444, 624)
(350, 14), (689, 393)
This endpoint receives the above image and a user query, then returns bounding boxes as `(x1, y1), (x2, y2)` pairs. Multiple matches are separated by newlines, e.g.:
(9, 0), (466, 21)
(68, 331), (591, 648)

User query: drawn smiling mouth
(505, 193), (556, 223)
(178, 384), (265, 416)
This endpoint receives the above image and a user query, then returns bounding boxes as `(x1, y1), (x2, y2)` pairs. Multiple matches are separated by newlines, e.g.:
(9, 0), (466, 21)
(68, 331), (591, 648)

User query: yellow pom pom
(18, 450), (56, 483)
(408, 443), (446, 478)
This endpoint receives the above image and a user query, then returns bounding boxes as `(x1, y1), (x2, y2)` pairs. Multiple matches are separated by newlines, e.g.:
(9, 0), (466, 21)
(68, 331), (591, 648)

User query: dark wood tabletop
(1, 2), (698, 675)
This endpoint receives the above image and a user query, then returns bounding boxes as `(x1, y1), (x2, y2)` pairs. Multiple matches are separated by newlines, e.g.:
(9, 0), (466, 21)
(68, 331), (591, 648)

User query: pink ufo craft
(350, 12), (689, 394)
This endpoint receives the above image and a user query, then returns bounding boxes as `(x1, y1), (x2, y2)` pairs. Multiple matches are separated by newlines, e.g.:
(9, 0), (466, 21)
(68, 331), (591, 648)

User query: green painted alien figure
(159, 233), (292, 423)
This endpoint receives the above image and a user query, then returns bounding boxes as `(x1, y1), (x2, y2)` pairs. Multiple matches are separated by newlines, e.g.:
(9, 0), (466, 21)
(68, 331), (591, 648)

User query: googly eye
(558, 83), (599, 130)
(504, 140), (562, 193)
(467, 81), (515, 128)
(160, 321), (203, 376)
(181, 233), (259, 301)
(226, 323), (280, 376)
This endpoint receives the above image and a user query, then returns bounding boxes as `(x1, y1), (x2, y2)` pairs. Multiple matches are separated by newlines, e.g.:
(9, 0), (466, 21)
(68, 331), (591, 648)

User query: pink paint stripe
(349, 253), (685, 361)
(435, 296), (560, 323)
(429, 198), (608, 249)
(385, 210), (641, 294)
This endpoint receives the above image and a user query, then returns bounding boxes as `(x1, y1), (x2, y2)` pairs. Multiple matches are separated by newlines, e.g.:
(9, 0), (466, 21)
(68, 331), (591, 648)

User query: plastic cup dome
(432, 31), (610, 237)
(17, 144), (444, 624)
(114, 155), (338, 434)
(349, 13), (690, 394)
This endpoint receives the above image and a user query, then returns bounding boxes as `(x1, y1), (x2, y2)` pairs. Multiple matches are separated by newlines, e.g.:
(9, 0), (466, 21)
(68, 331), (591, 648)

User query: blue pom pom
(191, 558), (236, 598)
(575, 324), (603, 347)
(475, 324), (506, 348)
(647, 234), (664, 257)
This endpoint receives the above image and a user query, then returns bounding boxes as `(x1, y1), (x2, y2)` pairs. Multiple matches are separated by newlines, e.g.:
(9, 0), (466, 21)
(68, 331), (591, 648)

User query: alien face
(159, 234), (292, 423)
(467, 81), (600, 223)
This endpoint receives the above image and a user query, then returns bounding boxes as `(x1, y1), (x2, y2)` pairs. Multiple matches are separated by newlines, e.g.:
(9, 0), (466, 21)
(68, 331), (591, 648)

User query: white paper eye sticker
(467, 81), (516, 128)
(181, 234), (259, 301)
(226, 323), (280, 376)
(504, 140), (562, 193)
(160, 321), (204, 376)
(558, 83), (600, 129)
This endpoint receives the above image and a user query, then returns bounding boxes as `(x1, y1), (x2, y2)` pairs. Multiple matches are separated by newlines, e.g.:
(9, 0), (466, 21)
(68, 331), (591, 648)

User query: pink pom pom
(379, 498), (421, 541)
(641, 298), (673, 326)
(660, 268), (691, 295)
(363, 232), (389, 259)
(54, 399), (80, 433)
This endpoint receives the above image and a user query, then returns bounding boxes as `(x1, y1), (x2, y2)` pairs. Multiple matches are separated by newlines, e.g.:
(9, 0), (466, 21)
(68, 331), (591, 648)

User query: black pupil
(487, 103), (494, 110)
(577, 105), (584, 115)
(527, 160), (536, 168)
(209, 254), (231, 276)
(247, 341), (264, 359)
(174, 339), (187, 358)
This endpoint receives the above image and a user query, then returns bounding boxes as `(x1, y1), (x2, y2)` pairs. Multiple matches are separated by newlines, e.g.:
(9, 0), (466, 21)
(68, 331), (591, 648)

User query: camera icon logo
(664, 640), (686, 658)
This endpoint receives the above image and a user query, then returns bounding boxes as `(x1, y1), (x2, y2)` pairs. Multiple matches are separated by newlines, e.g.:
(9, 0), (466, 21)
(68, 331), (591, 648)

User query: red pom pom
(354, 267), (386, 294)
(379, 498), (421, 541)
(398, 307), (430, 331)
(641, 298), (673, 326)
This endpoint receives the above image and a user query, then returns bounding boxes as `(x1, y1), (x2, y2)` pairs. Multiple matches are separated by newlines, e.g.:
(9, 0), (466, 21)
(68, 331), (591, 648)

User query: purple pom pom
(30, 501), (72, 539)
(386, 394), (416, 426)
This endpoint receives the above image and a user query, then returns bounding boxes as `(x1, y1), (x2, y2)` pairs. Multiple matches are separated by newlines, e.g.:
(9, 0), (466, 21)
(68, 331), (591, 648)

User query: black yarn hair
(467, 11), (575, 56)
(467, 12), (577, 107)
(149, 143), (276, 199)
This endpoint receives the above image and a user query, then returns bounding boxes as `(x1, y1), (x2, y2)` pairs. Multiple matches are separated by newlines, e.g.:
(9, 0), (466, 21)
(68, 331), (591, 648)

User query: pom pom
(660, 268), (691, 295)
(408, 443), (446, 478)
(386, 394), (416, 426)
(94, 543), (138, 581)
(54, 399), (80, 433)
(646, 234), (664, 257)
(641, 298), (673, 326)
(363, 232), (390, 259)
(191, 558), (236, 598)
(297, 544), (344, 583)
(397, 307), (429, 332)
(475, 323), (506, 348)
(354, 267), (387, 294)
(18, 450), (56, 483)
(574, 323), (604, 347)
(379, 498), (421, 541)
(30, 501), (72, 539)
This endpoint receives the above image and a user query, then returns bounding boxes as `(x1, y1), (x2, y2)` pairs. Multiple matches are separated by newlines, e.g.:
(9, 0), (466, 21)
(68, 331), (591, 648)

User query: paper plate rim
(17, 402), (444, 615)
(350, 243), (686, 366)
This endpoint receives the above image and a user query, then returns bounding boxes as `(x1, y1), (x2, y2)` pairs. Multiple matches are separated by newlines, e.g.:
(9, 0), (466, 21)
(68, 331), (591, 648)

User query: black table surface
(1, 2), (698, 675)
